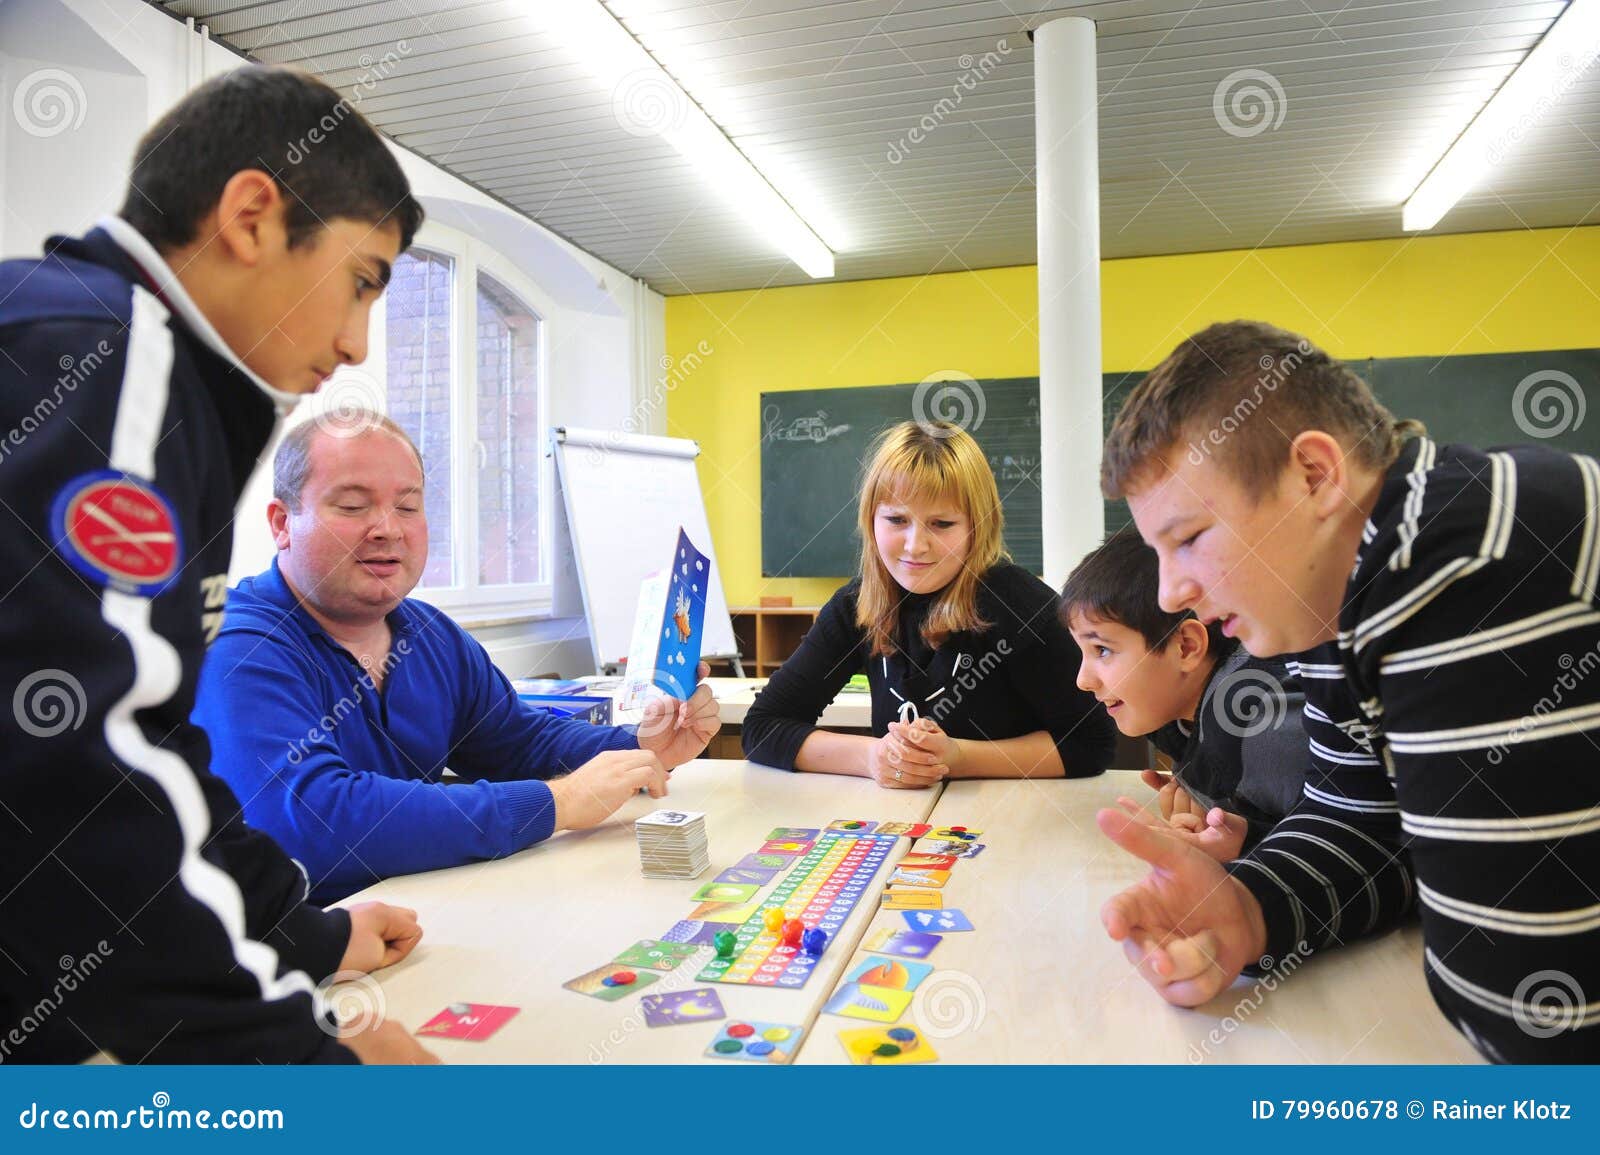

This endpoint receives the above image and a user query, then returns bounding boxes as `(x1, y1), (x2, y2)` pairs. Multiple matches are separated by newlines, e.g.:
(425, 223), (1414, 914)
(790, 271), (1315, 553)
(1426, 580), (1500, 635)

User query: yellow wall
(666, 226), (1600, 608)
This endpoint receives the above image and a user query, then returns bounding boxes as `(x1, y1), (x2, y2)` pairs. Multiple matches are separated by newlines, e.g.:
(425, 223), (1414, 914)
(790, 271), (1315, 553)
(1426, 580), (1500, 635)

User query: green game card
(612, 939), (701, 971)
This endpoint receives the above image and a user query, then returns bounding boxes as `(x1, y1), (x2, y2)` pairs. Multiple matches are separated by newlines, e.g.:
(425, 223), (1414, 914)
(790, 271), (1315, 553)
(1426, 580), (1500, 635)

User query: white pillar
(1034, 16), (1102, 585)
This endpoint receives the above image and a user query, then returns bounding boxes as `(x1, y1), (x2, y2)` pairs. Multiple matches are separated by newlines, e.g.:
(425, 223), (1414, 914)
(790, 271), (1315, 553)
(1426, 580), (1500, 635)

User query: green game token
(714, 1039), (744, 1054)
(873, 1043), (902, 1057)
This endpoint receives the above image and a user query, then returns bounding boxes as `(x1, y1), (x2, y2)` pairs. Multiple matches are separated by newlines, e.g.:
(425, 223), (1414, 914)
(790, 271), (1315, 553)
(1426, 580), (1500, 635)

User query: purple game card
(640, 987), (726, 1027)
(659, 919), (720, 946)
(714, 866), (780, 886)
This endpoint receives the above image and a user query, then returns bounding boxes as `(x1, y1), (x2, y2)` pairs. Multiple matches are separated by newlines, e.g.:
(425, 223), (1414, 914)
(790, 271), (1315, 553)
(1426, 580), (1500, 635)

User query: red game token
(611, 970), (636, 985)
(728, 1022), (755, 1038)
(949, 826), (967, 833)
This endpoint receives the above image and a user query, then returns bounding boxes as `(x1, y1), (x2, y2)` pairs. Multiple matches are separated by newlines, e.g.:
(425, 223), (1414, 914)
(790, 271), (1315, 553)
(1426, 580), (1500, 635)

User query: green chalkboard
(762, 349), (1600, 576)
(760, 378), (1040, 577)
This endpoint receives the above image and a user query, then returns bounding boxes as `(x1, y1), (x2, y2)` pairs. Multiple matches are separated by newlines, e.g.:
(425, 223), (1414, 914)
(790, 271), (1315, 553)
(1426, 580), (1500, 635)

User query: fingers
(1096, 807), (1194, 872)
(382, 920), (423, 967)
(695, 661), (710, 680)
(1141, 768), (1171, 793)
(1168, 811), (1205, 833)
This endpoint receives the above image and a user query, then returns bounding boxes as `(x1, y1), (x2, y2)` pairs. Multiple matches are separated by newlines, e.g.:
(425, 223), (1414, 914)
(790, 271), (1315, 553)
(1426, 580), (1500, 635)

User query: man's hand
(1097, 807), (1268, 1007)
(550, 749), (668, 831)
(1114, 795), (1249, 863)
(338, 901), (423, 974)
(343, 1020), (440, 1065)
(638, 661), (720, 769)
(867, 728), (947, 789)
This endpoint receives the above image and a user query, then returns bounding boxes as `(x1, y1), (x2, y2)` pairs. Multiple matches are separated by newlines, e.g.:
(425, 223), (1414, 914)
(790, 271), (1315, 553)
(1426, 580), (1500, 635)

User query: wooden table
(334, 759), (933, 1063)
(793, 774), (1484, 1065)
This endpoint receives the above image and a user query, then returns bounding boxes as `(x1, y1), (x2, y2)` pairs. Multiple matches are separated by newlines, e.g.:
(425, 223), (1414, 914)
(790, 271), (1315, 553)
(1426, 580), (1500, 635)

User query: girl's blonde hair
(855, 421), (1006, 656)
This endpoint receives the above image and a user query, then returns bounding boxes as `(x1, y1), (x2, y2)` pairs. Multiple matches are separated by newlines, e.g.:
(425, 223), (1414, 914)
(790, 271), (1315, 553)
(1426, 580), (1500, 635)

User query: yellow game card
(881, 887), (942, 910)
(888, 867), (950, 888)
(823, 982), (913, 1023)
(838, 1025), (940, 1064)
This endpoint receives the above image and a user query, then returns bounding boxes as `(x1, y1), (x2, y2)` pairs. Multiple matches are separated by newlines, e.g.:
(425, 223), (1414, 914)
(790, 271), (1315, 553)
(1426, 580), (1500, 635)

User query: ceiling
(151, 0), (1600, 294)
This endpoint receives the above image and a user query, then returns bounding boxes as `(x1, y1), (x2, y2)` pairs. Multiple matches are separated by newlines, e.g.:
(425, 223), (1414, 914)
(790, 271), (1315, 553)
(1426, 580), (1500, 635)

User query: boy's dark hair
(1060, 527), (1233, 657)
(120, 66), (423, 254)
(1101, 320), (1422, 500)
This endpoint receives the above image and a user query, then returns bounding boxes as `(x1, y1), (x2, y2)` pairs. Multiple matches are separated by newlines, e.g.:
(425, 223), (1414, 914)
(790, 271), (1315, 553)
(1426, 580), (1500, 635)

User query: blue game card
(901, 908), (974, 933)
(621, 528), (709, 705)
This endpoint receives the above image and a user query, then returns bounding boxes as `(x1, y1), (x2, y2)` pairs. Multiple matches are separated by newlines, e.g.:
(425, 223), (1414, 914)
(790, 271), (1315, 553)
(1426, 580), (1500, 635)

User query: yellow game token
(762, 1027), (792, 1042)
(850, 1036), (880, 1055)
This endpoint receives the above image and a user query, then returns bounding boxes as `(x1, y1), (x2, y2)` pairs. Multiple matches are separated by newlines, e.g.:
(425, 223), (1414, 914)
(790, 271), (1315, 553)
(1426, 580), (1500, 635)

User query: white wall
(0, 0), (668, 678)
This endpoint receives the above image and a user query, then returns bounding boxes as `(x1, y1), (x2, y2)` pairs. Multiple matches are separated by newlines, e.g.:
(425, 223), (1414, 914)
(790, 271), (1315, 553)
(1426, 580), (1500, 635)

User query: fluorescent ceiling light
(534, 2), (836, 279)
(1402, 0), (1600, 232)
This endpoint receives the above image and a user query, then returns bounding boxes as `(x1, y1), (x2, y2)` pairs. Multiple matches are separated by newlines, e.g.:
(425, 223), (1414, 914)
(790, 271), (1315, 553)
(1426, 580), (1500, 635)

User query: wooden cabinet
(721, 605), (820, 677)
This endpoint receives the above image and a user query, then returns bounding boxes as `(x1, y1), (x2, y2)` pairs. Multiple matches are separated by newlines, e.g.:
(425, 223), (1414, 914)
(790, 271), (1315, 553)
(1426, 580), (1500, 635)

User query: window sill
(411, 588), (555, 629)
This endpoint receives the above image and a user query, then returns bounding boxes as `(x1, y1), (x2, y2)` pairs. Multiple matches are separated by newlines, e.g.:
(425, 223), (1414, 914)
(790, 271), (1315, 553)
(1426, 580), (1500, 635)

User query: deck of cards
(636, 808), (709, 879)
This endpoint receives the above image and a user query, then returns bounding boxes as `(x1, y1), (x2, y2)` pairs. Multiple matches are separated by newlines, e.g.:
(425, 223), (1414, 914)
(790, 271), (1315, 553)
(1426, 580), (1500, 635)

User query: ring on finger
(894, 769), (903, 782)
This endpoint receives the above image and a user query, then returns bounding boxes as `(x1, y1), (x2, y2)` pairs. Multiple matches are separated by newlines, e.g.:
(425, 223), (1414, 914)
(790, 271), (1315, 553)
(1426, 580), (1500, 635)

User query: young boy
(1097, 319), (1599, 1063)
(1061, 528), (1307, 861)
(0, 66), (436, 1064)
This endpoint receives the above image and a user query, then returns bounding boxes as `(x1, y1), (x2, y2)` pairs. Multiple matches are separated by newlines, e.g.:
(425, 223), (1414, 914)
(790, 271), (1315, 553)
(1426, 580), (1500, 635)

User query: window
(384, 230), (551, 619)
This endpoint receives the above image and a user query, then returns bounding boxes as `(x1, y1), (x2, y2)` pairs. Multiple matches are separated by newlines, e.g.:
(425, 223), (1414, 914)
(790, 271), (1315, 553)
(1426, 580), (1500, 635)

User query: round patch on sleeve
(51, 470), (183, 596)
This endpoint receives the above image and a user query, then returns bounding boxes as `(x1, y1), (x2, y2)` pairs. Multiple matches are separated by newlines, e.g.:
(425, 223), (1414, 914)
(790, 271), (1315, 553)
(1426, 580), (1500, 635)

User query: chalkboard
(762, 350), (1600, 576)
(760, 378), (1041, 577)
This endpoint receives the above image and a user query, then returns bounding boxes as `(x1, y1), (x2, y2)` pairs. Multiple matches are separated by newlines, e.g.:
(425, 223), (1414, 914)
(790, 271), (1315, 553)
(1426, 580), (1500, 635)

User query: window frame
(384, 222), (554, 624)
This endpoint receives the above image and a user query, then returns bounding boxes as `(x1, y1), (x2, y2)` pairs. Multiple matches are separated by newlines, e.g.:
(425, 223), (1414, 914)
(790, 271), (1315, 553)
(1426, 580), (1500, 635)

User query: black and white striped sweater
(1229, 436), (1599, 1063)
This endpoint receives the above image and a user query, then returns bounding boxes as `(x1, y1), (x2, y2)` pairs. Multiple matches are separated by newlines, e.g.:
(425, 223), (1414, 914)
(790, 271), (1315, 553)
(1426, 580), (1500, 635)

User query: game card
(766, 827), (820, 840)
(838, 1025), (940, 1065)
(875, 822), (932, 838)
(758, 839), (814, 855)
(888, 866), (950, 888)
(714, 866), (780, 886)
(706, 1021), (804, 1063)
(691, 881), (759, 904)
(929, 826), (981, 840)
(845, 955), (935, 991)
(660, 919), (721, 946)
(640, 987), (725, 1027)
(914, 839), (971, 857)
(414, 1002), (520, 1042)
(826, 819), (878, 833)
(823, 982), (913, 1024)
(899, 852), (958, 870)
(864, 927), (942, 959)
(612, 939), (702, 971)
(687, 900), (759, 923)
(901, 908), (974, 933)
(881, 887), (942, 911)
(562, 963), (660, 1002)
(735, 852), (797, 870)
(953, 842), (986, 858)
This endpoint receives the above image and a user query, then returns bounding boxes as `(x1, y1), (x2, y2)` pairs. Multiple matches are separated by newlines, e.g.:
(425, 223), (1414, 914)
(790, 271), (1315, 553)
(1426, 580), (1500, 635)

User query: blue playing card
(902, 908), (974, 933)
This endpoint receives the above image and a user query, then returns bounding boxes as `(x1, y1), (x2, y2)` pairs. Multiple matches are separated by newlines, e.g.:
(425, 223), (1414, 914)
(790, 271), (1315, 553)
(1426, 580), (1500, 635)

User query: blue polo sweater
(192, 560), (637, 902)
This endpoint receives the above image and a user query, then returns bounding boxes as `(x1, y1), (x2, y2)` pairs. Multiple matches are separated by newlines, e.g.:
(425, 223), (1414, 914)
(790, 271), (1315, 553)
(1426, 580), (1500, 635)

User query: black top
(742, 562), (1115, 776)
(1148, 647), (1307, 850)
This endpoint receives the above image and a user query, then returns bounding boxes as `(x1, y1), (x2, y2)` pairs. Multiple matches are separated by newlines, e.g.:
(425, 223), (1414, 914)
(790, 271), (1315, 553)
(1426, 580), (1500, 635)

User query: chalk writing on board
(762, 404), (852, 444)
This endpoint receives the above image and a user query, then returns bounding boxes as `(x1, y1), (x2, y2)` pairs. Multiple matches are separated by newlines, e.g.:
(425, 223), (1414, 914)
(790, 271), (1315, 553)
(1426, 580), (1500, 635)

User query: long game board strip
(696, 832), (897, 988)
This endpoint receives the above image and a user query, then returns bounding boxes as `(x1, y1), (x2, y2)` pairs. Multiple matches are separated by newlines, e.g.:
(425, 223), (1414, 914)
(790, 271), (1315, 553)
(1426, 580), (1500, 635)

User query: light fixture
(534, 2), (836, 278)
(1402, 0), (1600, 231)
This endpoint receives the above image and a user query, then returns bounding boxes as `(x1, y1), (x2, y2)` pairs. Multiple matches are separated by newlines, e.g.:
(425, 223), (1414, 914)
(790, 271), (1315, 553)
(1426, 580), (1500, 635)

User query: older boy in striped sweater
(1096, 319), (1598, 1063)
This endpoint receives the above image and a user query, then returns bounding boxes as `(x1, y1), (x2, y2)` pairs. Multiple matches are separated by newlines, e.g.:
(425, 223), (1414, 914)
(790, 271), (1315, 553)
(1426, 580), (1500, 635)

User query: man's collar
(97, 216), (304, 416)
(262, 557), (416, 641)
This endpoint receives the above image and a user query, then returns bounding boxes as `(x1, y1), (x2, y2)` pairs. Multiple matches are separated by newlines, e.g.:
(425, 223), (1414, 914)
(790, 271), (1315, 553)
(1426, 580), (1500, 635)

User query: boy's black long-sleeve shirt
(0, 221), (354, 1064)
(743, 562), (1115, 776)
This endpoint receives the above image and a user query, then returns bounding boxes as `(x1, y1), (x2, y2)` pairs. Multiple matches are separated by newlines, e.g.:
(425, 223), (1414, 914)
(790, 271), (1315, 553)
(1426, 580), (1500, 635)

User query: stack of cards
(636, 809), (710, 879)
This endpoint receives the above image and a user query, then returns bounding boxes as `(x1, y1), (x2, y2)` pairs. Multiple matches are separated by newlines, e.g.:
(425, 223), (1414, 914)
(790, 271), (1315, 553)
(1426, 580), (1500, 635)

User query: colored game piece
(887, 1026), (920, 1051)
(838, 1025), (940, 1065)
(746, 1040), (775, 1056)
(697, 831), (898, 989)
(714, 931), (736, 958)
(875, 1043), (902, 1057)
(727, 1022), (755, 1038)
(802, 927), (827, 956)
(713, 1039), (744, 1054)
(781, 918), (804, 946)
(762, 1027), (793, 1042)
(562, 963), (660, 1002)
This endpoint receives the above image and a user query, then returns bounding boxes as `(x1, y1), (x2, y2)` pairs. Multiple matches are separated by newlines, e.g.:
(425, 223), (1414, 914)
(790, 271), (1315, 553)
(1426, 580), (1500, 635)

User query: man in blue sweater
(193, 414), (720, 903)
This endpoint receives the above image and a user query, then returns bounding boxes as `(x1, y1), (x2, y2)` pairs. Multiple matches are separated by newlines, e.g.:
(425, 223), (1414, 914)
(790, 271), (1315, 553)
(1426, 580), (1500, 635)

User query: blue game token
(745, 1041), (776, 1056)
(887, 1027), (916, 1042)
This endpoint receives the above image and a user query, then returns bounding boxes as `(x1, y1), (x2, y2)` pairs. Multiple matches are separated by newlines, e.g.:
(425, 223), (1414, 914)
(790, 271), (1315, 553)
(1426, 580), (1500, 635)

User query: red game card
(415, 1002), (520, 1041)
